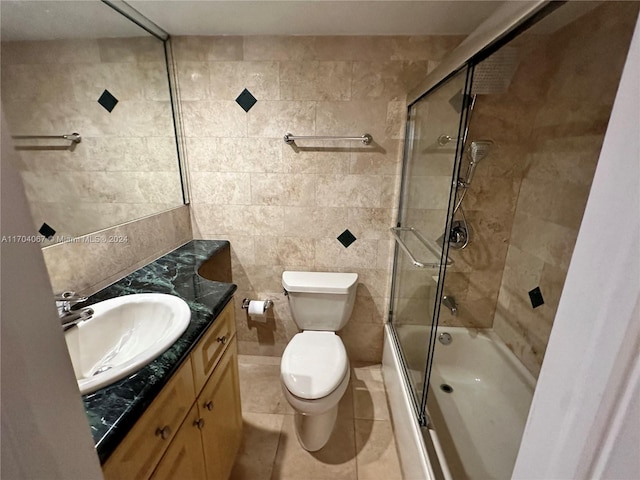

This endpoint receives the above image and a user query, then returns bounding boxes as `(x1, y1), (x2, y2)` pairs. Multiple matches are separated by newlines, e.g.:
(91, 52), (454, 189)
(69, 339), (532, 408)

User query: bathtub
(383, 324), (535, 480)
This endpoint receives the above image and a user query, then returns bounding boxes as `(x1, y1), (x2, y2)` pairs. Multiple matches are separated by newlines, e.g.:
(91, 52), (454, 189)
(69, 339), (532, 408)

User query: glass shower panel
(390, 68), (469, 414)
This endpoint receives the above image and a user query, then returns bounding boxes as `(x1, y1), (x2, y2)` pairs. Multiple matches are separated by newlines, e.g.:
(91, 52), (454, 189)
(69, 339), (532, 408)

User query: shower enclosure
(386, 2), (640, 479)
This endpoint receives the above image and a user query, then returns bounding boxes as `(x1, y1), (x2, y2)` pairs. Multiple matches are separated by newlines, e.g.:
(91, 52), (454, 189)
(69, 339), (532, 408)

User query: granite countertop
(81, 240), (237, 464)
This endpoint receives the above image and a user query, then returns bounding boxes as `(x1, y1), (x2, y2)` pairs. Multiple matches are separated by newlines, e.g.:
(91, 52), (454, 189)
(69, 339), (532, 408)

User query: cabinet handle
(193, 418), (205, 430)
(216, 335), (227, 344)
(204, 400), (214, 411)
(155, 425), (172, 440)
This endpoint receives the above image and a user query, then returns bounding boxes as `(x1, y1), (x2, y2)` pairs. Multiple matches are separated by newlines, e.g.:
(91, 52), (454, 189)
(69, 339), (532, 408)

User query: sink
(64, 293), (191, 395)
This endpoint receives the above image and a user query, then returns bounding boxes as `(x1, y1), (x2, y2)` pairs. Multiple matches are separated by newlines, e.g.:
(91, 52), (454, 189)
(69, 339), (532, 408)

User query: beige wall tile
(97, 37), (164, 63)
(179, 34), (462, 363)
(190, 172), (251, 205)
(316, 174), (384, 208)
(247, 100), (315, 138)
(172, 36), (243, 62)
(250, 173), (315, 206)
(282, 206), (348, 238)
(176, 62), (210, 100)
(209, 61), (280, 101)
(352, 61), (429, 101)
(1, 39), (101, 65)
(43, 206), (191, 294)
(182, 100), (247, 137)
(280, 61), (351, 101)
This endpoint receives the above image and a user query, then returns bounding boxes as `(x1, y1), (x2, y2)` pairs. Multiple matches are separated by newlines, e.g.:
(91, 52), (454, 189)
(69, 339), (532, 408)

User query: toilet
(280, 270), (358, 451)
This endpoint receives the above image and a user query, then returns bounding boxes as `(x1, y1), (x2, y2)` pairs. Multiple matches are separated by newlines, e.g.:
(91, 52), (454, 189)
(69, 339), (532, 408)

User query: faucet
(442, 295), (458, 316)
(55, 291), (94, 330)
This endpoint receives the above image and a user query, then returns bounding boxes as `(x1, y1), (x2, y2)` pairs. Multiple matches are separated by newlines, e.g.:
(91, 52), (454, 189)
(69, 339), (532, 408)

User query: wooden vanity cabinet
(150, 404), (207, 480)
(197, 341), (242, 480)
(103, 301), (242, 480)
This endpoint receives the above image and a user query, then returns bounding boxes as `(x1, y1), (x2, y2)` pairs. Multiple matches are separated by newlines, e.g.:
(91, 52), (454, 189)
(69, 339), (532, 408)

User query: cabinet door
(151, 404), (207, 480)
(103, 358), (196, 480)
(198, 340), (243, 480)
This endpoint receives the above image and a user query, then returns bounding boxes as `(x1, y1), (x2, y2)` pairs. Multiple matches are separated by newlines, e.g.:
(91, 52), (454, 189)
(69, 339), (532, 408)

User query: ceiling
(1, 0), (505, 41)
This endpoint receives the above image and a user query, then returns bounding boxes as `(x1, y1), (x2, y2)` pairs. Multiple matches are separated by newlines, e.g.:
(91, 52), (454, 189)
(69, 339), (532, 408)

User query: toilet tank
(282, 271), (358, 331)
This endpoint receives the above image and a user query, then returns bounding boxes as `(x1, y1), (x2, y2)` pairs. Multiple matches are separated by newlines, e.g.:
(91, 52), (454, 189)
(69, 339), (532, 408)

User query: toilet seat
(281, 331), (348, 400)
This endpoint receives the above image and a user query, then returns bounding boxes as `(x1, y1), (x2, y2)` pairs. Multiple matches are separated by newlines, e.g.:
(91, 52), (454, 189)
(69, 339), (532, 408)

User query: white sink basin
(64, 293), (191, 395)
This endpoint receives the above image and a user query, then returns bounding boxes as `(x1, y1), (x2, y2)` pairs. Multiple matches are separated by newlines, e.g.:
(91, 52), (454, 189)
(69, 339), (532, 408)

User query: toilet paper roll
(248, 300), (267, 317)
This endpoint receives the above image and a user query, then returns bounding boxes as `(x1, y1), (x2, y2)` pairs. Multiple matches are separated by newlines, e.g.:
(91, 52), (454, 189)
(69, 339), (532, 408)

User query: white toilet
(280, 270), (359, 451)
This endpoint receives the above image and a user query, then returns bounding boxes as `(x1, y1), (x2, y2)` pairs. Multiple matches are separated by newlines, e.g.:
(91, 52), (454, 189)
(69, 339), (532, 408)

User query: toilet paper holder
(242, 298), (273, 311)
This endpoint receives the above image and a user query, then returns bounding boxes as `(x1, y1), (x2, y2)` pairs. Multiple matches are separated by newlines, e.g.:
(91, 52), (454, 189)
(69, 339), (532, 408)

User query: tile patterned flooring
(230, 355), (403, 480)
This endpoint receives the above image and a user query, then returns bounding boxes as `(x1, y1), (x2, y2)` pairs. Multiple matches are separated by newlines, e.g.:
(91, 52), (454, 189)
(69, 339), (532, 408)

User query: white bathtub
(384, 324), (535, 480)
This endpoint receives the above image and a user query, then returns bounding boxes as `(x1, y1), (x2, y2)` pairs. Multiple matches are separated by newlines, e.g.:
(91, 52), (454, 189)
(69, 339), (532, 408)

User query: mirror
(0, 0), (185, 245)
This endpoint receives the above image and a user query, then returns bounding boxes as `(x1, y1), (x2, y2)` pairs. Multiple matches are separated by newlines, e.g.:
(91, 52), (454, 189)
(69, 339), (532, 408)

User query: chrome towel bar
(11, 132), (82, 144)
(390, 227), (453, 268)
(284, 133), (372, 145)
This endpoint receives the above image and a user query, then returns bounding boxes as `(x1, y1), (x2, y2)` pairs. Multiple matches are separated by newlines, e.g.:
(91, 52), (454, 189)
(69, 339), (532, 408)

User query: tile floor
(230, 355), (403, 480)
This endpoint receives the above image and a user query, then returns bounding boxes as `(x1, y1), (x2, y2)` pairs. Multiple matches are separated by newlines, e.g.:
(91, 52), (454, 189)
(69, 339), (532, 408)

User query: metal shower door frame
(388, 64), (475, 426)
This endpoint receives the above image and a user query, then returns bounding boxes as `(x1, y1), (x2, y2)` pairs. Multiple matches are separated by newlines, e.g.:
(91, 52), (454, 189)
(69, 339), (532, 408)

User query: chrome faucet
(55, 291), (94, 330)
(442, 295), (458, 316)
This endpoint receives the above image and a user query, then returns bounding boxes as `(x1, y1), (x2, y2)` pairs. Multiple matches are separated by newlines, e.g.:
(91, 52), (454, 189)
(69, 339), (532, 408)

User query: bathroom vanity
(79, 240), (241, 480)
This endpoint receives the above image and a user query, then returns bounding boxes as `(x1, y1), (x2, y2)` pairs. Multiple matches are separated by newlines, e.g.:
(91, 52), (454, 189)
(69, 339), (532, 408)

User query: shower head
(472, 47), (519, 95)
(464, 140), (493, 185)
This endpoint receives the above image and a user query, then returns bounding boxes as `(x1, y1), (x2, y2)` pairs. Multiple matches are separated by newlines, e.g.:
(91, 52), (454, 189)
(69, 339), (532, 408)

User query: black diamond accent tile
(337, 229), (357, 248)
(38, 222), (56, 239)
(528, 286), (544, 309)
(235, 88), (257, 112)
(98, 89), (118, 112)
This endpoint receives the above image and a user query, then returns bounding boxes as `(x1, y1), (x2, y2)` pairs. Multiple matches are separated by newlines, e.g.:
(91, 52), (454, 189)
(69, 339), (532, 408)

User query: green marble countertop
(80, 240), (236, 464)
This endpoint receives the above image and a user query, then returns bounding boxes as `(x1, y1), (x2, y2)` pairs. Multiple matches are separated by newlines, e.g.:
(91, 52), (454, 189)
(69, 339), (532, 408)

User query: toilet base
(293, 404), (338, 452)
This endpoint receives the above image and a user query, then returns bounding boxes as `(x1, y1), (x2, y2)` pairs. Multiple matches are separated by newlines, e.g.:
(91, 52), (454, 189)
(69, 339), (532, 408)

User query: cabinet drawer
(191, 301), (236, 394)
(150, 404), (207, 480)
(103, 358), (196, 480)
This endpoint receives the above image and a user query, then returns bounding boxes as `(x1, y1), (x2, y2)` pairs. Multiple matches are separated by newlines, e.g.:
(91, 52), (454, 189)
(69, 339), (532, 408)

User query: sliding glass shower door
(390, 67), (471, 422)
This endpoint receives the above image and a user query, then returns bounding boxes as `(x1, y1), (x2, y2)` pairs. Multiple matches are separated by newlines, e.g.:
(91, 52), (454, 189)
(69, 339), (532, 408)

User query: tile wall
(43, 206), (192, 295)
(442, 2), (639, 377)
(0, 37), (183, 241)
(179, 35), (463, 361)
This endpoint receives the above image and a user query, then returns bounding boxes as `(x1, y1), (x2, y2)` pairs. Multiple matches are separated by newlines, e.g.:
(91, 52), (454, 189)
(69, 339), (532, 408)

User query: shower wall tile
(180, 35), (462, 360)
(446, 1), (639, 378)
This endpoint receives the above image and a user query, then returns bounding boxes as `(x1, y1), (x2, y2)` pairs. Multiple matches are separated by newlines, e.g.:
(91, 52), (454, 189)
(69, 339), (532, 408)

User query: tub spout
(442, 295), (457, 316)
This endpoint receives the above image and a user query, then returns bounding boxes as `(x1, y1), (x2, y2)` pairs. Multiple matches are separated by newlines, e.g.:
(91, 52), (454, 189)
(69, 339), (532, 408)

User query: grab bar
(284, 133), (372, 145)
(390, 227), (453, 268)
(11, 132), (82, 144)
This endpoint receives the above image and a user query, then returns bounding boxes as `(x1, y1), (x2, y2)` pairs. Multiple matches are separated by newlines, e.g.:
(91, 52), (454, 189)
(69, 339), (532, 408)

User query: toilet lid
(281, 331), (348, 400)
